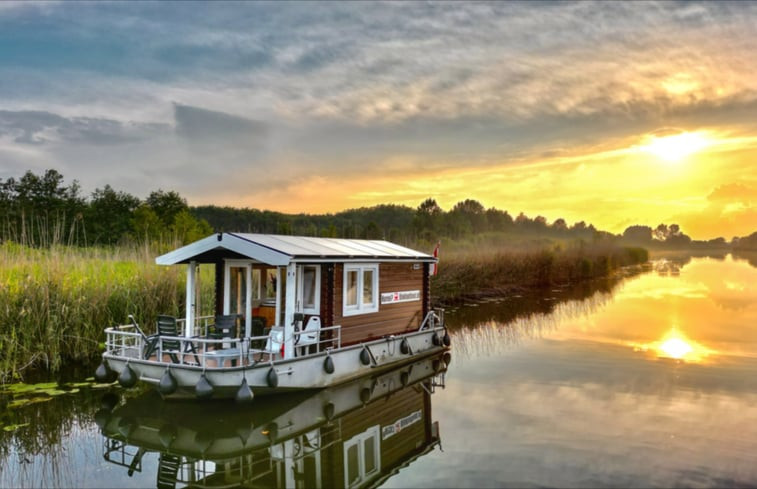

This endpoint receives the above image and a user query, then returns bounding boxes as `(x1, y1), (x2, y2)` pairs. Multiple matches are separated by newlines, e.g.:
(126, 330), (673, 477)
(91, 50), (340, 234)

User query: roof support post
(284, 263), (296, 359)
(244, 264), (252, 338)
(185, 260), (196, 338)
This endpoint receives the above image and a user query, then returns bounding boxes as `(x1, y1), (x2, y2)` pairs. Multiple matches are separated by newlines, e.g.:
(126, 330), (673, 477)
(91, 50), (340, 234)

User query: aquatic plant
(0, 243), (215, 382)
(431, 240), (648, 305)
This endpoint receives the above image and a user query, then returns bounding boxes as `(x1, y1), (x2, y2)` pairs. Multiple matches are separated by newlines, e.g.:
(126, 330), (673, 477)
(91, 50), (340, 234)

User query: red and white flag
(431, 241), (440, 276)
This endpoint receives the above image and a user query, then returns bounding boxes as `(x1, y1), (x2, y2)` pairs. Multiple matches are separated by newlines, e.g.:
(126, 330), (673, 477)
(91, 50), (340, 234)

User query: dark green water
(2, 254), (756, 488)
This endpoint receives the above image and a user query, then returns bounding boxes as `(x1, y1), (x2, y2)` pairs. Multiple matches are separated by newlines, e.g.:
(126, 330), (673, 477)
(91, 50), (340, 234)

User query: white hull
(103, 326), (448, 399)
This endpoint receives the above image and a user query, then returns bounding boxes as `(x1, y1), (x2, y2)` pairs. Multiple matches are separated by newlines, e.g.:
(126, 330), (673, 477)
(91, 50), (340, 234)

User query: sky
(0, 1), (756, 240)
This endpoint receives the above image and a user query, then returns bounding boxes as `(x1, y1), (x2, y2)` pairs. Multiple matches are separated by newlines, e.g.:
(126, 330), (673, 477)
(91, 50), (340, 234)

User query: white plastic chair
(263, 327), (284, 360)
(296, 316), (321, 356)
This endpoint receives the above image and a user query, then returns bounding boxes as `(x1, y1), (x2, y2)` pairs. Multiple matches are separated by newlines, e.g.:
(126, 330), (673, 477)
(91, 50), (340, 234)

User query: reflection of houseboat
(96, 234), (449, 399)
(97, 351), (449, 488)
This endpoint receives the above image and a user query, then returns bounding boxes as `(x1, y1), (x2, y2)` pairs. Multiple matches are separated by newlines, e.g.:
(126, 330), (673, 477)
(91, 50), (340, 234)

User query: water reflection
(385, 254), (757, 487)
(3, 253), (757, 488)
(96, 352), (449, 489)
(452, 254), (757, 365)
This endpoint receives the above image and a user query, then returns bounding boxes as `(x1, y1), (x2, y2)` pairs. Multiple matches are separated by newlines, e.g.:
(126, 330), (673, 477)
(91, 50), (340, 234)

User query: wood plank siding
(321, 386), (430, 489)
(333, 262), (426, 346)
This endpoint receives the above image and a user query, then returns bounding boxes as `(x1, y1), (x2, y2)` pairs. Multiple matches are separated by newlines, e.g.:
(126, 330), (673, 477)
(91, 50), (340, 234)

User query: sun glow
(659, 337), (693, 359)
(640, 131), (712, 163)
(632, 328), (714, 363)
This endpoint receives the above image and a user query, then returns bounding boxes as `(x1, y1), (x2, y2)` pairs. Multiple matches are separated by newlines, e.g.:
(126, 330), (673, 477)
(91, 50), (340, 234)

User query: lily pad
(8, 397), (52, 409)
(3, 382), (58, 396)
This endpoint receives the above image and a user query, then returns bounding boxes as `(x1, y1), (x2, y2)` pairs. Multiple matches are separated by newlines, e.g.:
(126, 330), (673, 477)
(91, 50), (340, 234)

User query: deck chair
(250, 316), (267, 349)
(209, 314), (239, 348)
(296, 316), (321, 356)
(263, 327), (285, 360)
(143, 315), (183, 363)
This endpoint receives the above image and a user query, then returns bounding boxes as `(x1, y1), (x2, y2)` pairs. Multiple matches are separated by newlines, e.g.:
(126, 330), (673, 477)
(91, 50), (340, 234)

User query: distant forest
(2, 169), (756, 250)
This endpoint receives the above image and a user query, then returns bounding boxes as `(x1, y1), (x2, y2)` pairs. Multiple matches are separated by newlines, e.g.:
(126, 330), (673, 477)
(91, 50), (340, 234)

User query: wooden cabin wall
(334, 262), (425, 346)
(321, 386), (429, 489)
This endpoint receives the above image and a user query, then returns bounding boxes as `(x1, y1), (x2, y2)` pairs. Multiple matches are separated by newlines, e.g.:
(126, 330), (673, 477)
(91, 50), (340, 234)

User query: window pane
(229, 267), (247, 314)
(362, 269), (374, 305)
(265, 270), (277, 299)
(346, 270), (358, 307)
(347, 444), (359, 485)
(252, 269), (261, 300)
(363, 437), (376, 473)
(303, 266), (316, 308)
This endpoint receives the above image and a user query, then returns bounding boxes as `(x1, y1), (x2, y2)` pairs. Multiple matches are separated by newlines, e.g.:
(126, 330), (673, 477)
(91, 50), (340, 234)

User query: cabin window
(343, 264), (379, 316)
(224, 260), (260, 317)
(252, 269), (261, 301)
(343, 425), (381, 488)
(298, 265), (321, 314)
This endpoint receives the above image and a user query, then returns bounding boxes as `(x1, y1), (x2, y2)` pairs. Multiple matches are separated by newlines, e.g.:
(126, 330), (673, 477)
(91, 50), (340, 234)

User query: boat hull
(103, 326), (448, 399)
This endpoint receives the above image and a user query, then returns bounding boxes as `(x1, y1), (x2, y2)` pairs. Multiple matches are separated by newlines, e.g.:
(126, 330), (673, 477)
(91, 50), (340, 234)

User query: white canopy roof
(156, 232), (436, 266)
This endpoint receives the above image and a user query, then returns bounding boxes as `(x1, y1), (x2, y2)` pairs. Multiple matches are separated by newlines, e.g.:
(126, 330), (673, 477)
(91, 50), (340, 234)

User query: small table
(205, 347), (240, 368)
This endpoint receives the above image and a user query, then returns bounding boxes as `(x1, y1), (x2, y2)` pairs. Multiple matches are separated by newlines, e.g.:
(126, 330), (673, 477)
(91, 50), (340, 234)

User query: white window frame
(342, 264), (379, 317)
(297, 264), (321, 315)
(343, 425), (381, 488)
(223, 259), (258, 337)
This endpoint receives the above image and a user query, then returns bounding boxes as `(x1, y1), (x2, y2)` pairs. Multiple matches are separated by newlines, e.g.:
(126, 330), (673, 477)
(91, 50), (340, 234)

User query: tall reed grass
(0, 242), (214, 382)
(431, 241), (648, 305)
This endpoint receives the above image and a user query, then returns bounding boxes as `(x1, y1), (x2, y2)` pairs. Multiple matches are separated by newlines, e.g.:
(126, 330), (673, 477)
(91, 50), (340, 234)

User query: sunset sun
(640, 131), (712, 163)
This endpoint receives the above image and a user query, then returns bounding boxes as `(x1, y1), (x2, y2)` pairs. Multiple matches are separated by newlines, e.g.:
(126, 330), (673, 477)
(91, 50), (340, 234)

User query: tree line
(0, 169), (752, 249)
(0, 169), (211, 246)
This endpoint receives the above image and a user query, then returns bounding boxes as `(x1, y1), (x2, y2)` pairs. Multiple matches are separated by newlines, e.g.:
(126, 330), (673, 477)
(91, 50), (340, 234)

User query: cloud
(173, 103), (268, 143)
(708, 183), (755, 203)
(0, 110), (168, 146)
(1, 1), (757, 235)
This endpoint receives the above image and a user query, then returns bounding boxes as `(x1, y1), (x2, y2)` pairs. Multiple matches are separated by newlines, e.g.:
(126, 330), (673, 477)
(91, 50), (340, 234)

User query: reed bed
(0, 243), (214, 382)
(0, 237), (646, 381)
(431, 241), (648, 305)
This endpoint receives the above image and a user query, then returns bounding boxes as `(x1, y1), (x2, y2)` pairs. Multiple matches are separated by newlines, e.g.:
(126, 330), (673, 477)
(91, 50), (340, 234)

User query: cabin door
(296, 265), (321, 318)
(223, 260), (258, 337)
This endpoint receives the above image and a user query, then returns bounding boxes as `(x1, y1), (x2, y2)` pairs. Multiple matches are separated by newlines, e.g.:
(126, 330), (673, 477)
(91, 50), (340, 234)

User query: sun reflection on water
(632, 328), (714, 363)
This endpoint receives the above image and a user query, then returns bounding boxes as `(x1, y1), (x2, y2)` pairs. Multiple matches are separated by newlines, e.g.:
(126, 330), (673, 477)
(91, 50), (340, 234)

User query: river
(1, 253), (756, 488)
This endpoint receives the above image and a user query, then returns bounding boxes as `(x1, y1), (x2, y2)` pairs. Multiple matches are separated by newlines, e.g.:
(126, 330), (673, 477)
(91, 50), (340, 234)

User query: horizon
(1, 2), (756, 240)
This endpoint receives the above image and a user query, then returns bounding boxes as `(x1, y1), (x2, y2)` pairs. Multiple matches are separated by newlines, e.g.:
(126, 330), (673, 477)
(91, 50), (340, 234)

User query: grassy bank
(431, 241), (648, 306)
(0, 238), (647, 381)
(0, 243), (215, 383)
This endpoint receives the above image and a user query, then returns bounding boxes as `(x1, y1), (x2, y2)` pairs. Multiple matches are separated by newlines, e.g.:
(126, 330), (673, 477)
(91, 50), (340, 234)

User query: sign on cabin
(380, 290), (421, 304)
(382, 410), (423, 440)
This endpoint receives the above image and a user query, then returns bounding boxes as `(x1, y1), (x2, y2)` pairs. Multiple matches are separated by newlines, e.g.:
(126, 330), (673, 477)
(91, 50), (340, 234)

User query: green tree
(363, 221), (382, 239)
(450, 199), (487, 234)
(413, 198), (443, 239)
(622, 225), (653, 244)
(87, 185), (140, 245)
(146, 189), (188, 226)
(171, 209), (213, 244)
(131, 204), (162, 243)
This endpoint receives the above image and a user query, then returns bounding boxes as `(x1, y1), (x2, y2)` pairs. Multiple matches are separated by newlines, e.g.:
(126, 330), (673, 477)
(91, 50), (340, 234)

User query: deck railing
(418, 308), (445, 331)
(104, 322), (343, 369)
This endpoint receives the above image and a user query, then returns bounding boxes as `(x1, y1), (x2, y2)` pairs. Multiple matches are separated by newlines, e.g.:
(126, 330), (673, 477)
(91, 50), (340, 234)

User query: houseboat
(97, 350), (449, 488)
(96, 233), (450, 399)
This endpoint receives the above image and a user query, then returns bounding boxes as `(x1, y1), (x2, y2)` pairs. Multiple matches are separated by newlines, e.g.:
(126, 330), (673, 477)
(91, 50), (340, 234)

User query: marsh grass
(0, 242), (215, 382)
(431, 239), (648, 305)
